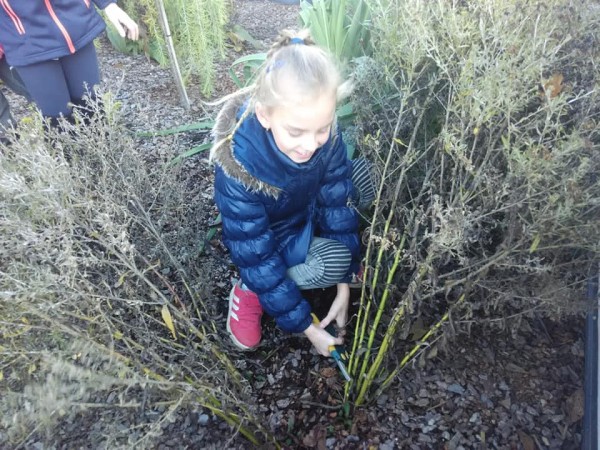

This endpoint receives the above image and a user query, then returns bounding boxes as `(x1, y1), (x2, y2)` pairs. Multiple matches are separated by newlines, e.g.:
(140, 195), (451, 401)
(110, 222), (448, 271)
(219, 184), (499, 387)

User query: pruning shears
(311, 313), (352, 382)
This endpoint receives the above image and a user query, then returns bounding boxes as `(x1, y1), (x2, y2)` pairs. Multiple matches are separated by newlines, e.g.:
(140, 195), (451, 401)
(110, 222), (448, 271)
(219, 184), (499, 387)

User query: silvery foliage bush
(347, 0), (599, 402)
(0, 96), (263, 447)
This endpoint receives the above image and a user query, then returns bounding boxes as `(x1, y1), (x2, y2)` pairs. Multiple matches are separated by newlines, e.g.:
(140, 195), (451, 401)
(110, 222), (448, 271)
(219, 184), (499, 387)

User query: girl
(0, 1), (138, 126)
(210, 30), (373, 356)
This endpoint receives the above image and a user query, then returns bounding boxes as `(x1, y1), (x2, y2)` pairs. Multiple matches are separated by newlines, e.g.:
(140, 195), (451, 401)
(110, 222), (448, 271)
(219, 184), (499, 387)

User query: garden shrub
(347, 0), (600, 404)
(0, 98), (273, 447)
(107, 0), (229, 96)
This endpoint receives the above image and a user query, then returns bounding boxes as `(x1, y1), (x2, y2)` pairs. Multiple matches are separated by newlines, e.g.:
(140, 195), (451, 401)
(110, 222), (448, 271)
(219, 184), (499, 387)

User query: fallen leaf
(541, 73), (564, 99)
(227, 25), (265, 52)
(409, 317), (427, 340)
(227, 31), (244, 52)
(427, 345), (439, 359)
(319, 367), (337, 378)
(161, 305), (177, 340)
(517, 430), (535, 450)
(302, 425), (326, 449)
(565, 388), (584, 424)
(302, 431), (316, 448)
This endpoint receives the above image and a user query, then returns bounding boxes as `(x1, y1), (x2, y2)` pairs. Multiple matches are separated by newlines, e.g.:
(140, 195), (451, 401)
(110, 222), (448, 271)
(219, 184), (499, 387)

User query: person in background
(0, 1), (139, 127)
(0, 44), (31, 143)
(210, 29), (374, 356)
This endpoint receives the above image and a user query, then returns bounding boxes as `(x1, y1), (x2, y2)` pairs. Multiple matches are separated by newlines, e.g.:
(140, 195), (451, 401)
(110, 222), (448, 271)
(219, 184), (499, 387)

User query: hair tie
(290, 37), (305, 45)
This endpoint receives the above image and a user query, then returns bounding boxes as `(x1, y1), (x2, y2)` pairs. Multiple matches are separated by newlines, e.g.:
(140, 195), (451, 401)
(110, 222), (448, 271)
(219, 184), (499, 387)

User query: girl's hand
(104, 3), (139, 41)
(303, 324), (343, 356)
(319, 283), (350, 330)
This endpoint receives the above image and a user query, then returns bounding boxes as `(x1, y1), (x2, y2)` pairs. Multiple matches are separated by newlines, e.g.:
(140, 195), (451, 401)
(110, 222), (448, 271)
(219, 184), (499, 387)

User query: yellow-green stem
(349, 147), (414, 380)
(355, 255), (432, 405)
(377, 292), (466, 395)
(202, 404), (267, 448)
(348, 208), (394, 376)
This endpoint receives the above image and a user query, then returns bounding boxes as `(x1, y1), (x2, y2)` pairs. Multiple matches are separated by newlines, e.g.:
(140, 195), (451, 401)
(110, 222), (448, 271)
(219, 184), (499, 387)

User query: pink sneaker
(227, 280), (263, 350)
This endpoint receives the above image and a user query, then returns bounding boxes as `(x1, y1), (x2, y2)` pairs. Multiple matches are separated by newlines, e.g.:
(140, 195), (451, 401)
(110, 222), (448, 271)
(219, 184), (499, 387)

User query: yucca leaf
(228, 70), (243, 89)
(346, 141), (356, 159)
(231, 52), (267, 65)
(136, 120), (214, 137)
(299, 1), (313, 25)
(317, 1), (332, 50)
(229, 52), (267, 87)
(169, 142), (212, 166)
(300, 0), (371, 65)
(336, 102), (355, 123)
(332, 0), (347, 55)
(341, 0), (371, 59)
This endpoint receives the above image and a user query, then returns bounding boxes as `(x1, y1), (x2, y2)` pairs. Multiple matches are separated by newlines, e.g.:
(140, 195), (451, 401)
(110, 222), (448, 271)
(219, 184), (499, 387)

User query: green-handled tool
(311, 313), (352, 382)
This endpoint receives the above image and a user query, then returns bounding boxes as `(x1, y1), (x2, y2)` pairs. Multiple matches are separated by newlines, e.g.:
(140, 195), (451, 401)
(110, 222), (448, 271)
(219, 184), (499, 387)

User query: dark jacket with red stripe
(0, 0), (114, 67)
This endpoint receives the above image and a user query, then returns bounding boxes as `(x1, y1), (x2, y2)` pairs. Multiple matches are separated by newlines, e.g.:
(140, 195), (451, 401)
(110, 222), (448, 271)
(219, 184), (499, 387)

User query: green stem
(354, 254), (432, 405)
(376, 292), (466, 395)
(353, 228), (404, 390)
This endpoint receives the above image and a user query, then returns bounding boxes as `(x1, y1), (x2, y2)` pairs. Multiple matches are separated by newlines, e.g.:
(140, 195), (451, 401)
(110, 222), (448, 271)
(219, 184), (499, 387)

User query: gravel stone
(198, 414), (210, 426)
(447, 383), (466, 395)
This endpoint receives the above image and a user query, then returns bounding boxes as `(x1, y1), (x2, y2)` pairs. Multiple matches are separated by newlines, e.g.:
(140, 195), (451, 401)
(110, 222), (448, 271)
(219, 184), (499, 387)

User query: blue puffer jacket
(211, 96), (360, 334)
(0, 0), (114, 67)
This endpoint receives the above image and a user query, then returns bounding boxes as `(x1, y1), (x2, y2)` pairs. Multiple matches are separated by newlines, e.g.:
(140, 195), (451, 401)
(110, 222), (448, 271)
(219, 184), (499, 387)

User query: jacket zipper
(44, 0), (76, 53)
(0, 0), (25, 34)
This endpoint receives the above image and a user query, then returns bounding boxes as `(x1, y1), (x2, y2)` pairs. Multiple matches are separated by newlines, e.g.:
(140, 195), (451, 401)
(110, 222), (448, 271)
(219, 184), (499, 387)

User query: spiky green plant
(299, 0), (372, 67)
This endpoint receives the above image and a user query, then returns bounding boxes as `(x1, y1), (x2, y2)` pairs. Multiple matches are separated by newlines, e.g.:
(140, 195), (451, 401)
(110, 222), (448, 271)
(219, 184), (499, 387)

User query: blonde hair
(210, 29), (351, 158)
(255, 29), (349, 107)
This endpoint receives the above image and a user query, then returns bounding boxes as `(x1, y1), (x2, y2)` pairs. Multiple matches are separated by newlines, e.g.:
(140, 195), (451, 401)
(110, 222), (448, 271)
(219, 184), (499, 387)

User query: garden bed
(1, 1), (594, 448)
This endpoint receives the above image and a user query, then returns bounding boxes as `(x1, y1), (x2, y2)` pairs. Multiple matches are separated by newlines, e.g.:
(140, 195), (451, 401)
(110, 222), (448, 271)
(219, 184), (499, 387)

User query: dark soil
(3, 1), (586, 449)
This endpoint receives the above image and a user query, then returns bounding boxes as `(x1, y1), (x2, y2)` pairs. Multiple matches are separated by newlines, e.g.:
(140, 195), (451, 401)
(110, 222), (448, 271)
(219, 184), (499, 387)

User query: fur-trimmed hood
(210, 94), (341, 199)
(209, 94), (282, 198)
